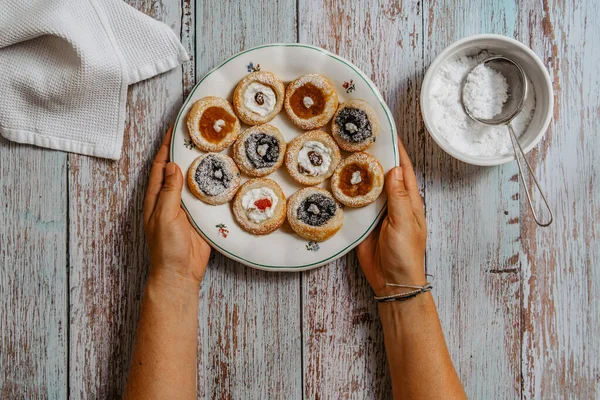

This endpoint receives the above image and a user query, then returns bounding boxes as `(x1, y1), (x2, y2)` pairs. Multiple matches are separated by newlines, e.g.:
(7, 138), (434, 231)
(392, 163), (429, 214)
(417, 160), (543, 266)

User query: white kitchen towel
(0, 0), (189, 160)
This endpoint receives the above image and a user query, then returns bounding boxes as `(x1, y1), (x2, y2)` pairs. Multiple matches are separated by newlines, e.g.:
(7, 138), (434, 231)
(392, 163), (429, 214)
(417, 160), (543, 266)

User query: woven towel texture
(0, 0), (188, 159)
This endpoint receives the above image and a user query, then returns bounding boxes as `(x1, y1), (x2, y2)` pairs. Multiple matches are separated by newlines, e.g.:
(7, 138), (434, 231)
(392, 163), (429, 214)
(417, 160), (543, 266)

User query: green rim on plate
(171, 43), (398, 271)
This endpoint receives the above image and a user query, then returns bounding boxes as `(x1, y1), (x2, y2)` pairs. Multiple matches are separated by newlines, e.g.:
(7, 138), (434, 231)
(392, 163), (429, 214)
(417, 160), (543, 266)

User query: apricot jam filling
(199, 107), (236, 143)
(289, 83), (326, 119)
(338, 163), (373, 197)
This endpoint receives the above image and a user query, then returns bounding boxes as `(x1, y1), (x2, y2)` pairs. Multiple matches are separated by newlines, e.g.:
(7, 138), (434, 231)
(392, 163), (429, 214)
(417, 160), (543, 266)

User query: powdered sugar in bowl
(421, 34), (553, 166)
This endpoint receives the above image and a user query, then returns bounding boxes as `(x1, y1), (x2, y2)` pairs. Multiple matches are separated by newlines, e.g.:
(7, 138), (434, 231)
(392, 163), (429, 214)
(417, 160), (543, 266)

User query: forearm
(379, 293), (466, 400)
(124, 270), (200, 400)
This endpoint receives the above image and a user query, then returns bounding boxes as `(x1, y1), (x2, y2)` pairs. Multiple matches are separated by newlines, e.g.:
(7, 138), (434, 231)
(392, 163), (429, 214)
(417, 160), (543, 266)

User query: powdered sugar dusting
(334, 107), (372, 143)
(234, 71), (284, 124)
(250, 71), (278, 86)
(290, 74), (331, 91)
(297, 193), (337, 227)
(245, 132), (280, 169)
(462, 63), (509, 120)
(429, 56), (536, 157)
(194, 154), (234, 196)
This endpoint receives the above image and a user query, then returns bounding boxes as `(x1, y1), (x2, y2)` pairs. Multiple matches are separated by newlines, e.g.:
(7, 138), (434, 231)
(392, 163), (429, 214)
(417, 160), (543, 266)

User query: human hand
(357, 141), (427, 297)
(143, 127), (211, 291)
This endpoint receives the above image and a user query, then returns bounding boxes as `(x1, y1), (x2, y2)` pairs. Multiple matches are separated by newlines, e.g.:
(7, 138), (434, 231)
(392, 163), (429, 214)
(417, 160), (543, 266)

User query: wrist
(374, 267), (428, 297)
(148, 267), (202, 295)
(378, 290), (433, 320)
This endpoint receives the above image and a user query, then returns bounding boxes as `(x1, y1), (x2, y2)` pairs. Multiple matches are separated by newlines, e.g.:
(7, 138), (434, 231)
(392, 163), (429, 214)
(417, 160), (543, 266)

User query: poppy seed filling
(245, 133), (279, 169)
(335, 107), (372, 143)
(195, 155), (233, 196)
(297, 193), (337, 226)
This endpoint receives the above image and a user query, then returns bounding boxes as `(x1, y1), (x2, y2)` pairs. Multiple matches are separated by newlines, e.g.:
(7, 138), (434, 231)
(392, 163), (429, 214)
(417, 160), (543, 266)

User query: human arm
(357, 141), (466, 400)
(123, 128), (211, 399)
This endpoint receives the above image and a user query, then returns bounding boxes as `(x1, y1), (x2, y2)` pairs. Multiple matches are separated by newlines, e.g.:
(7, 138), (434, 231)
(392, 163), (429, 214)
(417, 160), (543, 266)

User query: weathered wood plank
(194, 1), (302, 398)
(181, 0), (195, 98)
(2, 0), (594, 398)
(299, 0), (423, 397)
(0, 141), (68, 398)
(423, 1), (522, 398)
(519, 1), (600, 398)
(67, 1), (184, 397)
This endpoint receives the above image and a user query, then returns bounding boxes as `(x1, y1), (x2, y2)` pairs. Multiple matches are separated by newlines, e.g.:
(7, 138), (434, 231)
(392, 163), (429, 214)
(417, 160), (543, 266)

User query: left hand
(356, 140), (427, 296)
(143, 127), (211, 290)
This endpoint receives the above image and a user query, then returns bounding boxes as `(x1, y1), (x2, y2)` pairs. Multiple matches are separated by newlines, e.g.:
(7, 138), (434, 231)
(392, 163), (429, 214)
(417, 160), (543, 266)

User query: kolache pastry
(233, 124), (286, 177)
(187, 96), (240, 152)
(331, 152), (384, 207)
(331, 99), (380, 152)
(287, 187), (343, 242)
(284, 74), (338, 130)
(187, 153), (241, 205)
(285, 130), (341, 186)
(232, 178), (286, 235)
(233, 71), (285, 125)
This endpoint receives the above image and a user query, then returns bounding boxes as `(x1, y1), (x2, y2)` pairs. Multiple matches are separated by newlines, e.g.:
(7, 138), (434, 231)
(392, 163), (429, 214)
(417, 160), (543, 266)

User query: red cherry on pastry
(254, 198), (272, 211)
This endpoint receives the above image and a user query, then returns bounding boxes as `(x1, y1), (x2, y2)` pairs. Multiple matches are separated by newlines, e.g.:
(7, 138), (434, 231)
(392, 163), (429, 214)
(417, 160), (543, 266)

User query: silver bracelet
(374, 283), (433, 303)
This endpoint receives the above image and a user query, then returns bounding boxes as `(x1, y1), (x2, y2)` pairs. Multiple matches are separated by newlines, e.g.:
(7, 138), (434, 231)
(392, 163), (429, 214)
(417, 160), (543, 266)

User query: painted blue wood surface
(0, 0), (597, 398)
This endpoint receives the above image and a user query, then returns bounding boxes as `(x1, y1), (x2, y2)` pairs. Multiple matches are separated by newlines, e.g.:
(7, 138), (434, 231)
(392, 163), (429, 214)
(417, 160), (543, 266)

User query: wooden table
(1, 0), (598, 398)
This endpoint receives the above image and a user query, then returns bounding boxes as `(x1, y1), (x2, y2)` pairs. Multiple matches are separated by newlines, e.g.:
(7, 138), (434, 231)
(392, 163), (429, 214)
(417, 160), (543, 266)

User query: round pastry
(233, 71), (285, 125)
(331, 152), (385, 207)
(232, 178), (286, 235)
(233, 124), (286, 177)
(187, 96), (240, 152)
(285, 130), (341, 186)
(331, 99), (380, 152)
(287, 187), (343, 242)
(284, 74), (338, 130)
(187, 153), (241, 205)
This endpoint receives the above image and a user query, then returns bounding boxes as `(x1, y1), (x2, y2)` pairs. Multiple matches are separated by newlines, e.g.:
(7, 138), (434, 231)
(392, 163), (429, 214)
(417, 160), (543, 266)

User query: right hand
(357, 140), (427, 297)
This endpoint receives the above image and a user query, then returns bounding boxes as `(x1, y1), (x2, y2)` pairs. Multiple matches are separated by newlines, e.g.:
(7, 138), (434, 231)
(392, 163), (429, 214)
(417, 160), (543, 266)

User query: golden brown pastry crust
(233, 71), (285, 125)
(284, 130), (341, 186)
(331, 152), (384, 207)
(331, 99), (380, 152)
(287, 187), (343, 242)
(232, 178), (286, 235)
(284, 74), (338, 130)
(233, 124), (286, 177)
(186, 96), (240, 152)
(187, 153), (241, 205)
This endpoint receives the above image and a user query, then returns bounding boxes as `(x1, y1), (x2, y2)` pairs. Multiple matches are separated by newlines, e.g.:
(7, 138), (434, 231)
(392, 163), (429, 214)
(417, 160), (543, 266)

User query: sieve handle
(507, 124), (553, 227)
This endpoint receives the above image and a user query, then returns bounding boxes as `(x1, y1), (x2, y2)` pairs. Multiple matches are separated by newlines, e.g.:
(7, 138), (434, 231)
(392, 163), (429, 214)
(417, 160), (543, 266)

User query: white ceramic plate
(171, 43), (398, 271)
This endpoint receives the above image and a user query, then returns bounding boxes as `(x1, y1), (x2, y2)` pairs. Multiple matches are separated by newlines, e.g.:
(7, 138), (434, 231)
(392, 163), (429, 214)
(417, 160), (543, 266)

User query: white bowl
(420, 34), (553, 166)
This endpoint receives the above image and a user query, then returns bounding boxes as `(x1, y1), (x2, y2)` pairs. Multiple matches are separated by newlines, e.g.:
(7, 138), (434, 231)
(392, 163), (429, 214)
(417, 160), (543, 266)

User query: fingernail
(394, 166), (403, 181)
(166, 162), (176, 176)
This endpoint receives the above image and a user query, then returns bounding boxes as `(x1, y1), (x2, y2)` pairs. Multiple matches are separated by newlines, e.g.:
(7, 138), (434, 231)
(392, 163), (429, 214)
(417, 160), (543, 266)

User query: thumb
(155, 162), (183, 217)
(385, 166), (413, 226)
